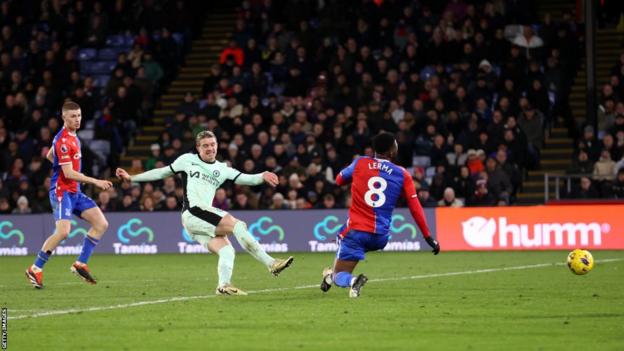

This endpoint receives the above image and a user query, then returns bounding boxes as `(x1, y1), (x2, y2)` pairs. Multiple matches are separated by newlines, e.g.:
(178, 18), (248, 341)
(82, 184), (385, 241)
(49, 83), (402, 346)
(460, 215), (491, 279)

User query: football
(567, 249), (595, 275)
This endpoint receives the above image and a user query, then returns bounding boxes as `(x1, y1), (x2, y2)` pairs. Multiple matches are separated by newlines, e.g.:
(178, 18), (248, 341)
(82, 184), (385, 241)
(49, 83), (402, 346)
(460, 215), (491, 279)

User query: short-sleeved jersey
(50, 127), (82, 197)
(337, 156), (417, 236)
(169, 153), (241, 211)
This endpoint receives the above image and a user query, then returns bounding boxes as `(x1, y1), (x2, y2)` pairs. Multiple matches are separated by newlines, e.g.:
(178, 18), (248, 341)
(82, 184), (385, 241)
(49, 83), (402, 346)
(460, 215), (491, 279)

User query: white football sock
(232, 221), (274, 268)
(217, 245), (235, 287)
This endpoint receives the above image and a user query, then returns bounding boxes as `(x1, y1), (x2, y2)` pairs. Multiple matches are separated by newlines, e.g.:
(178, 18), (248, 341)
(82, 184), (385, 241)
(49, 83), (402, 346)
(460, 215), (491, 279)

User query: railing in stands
(544, 173), (592, 202)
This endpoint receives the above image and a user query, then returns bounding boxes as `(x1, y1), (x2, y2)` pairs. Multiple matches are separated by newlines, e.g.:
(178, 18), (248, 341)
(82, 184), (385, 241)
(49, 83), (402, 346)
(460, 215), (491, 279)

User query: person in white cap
(12, 195), (32, 214)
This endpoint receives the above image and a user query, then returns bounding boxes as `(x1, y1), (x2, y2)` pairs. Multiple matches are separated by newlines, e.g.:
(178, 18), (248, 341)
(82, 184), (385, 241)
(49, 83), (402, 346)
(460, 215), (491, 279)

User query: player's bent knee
(92, 220), (108, 235)
(216, 215), (237, 235)
(99, 219), (109, 232)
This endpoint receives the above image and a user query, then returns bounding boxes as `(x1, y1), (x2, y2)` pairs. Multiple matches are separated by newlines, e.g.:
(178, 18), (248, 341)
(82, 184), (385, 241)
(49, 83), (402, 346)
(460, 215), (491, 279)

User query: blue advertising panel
(0, 209), (437, 256)
(0, 216), (47, 256)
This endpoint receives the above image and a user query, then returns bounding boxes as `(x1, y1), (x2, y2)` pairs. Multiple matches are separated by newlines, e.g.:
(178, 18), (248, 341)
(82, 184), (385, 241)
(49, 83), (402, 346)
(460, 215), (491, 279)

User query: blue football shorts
(336, 229), (390, 261)
(49, 190), (97, 221)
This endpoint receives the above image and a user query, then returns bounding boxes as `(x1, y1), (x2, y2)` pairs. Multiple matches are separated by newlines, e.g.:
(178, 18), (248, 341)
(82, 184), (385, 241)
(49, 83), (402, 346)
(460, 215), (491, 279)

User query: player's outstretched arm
(115, 168), (132, 182)
(61, 164), (112, 190)
(116, 166), (173, 183)
(401, 169), (440, 255)
(234, 171), (278, 187)
(261, 171), (278, 187)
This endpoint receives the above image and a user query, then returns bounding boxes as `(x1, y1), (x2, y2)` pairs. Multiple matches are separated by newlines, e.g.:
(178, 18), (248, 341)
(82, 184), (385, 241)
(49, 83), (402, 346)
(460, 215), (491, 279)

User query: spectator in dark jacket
(570, 176), (600, 199)
(612, 169), (624, 198)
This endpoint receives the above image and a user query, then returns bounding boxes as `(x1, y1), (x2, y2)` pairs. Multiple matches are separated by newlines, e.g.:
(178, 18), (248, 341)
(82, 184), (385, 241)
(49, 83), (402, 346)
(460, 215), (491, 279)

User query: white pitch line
(9, 258), (624, 321)
(371, 258), (622, 282)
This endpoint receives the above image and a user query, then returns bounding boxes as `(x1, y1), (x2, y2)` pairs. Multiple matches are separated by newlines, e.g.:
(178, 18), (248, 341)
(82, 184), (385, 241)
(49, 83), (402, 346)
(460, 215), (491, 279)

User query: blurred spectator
(97, 190), (117, 212)
(446, 143), (468, 169)
(438, 187), (464, 207)
(120, 194), (140, 211)
(593, 149), (616, 181)
(232, 192), (253, 210)
(485, 157), (512, 202)
(177, 93), (199, 117)
(213, 188), (230, 210)
(601, 134), (622, 162)
(512, 26), (543, 59)
(164, 195), (180, 211)
(11, 195), (31, 214)
(466, 149), (485, 175)
(319, 193), (337, 209)
(495, 150), (521, 197)
(220, 40), (244, 66)
(141, 196), (155, 212)
(580, 125), (601, 162)
(143, 52), (164, 83)
(467, 178), (496, 206)
(417, 185), (437, 208)
(612, 169), (624, 198)
(271, 192), (289, 209)
(85, 14), (106, 47)
(0, 198), (10, 214)
(518, 106), (544, 167)
(145, 144), (161, 170)
(568, 150), (593, 174)
(570, 177), (600, 199)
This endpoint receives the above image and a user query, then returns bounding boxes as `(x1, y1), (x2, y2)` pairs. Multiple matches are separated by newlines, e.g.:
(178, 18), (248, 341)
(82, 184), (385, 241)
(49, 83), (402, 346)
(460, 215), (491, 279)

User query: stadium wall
(1, 205), (623, 256)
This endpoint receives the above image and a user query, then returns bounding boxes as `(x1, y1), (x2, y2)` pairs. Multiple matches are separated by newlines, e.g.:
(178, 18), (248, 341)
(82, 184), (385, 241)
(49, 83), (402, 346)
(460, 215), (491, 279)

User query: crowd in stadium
(568, 53), (624, 199)
(1, 0), (623, 215)
(0, 0), (198, 214)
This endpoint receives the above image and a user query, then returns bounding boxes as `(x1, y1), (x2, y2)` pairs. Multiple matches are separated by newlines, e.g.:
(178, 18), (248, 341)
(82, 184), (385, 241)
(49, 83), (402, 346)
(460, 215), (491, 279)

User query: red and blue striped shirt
(336, 156), (431, 238)
(50, 127), (82, 198)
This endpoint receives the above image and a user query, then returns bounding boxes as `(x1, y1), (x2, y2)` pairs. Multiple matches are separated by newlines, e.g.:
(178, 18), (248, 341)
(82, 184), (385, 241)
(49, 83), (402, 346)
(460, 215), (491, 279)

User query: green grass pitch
(2, 251), (624, 350)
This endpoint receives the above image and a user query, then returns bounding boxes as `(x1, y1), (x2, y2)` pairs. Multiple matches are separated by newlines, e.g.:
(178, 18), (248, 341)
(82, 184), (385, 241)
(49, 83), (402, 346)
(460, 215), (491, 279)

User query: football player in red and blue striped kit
(321, 132), (440, 297)
(25, 101), (113, 289)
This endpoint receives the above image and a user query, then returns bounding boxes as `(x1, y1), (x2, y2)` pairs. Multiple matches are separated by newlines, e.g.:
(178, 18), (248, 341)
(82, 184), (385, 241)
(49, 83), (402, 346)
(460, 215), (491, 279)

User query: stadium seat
(92, 75), (111, 88)
(84, 119), (96, 130)
(172, 32), (184, 45)
(78, 48), (98, 61)
(412, 156), (431, 168)
(89, 140), (111, 164)
(548, 90), (556, 105)
(123, 35), (135, 47)
(420, 66), (435, 80)
(81, 61), (116, 75)
(491, 93), (499, 108)
(80, 61), (96, 75)
(492, 64), (501, 76)
(105, 35), (126, 47)
(425, 166), (436, 178)
(98, 48), (125, 61)
(504, 24), (523, 40)
(77, 129), (94, 141)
